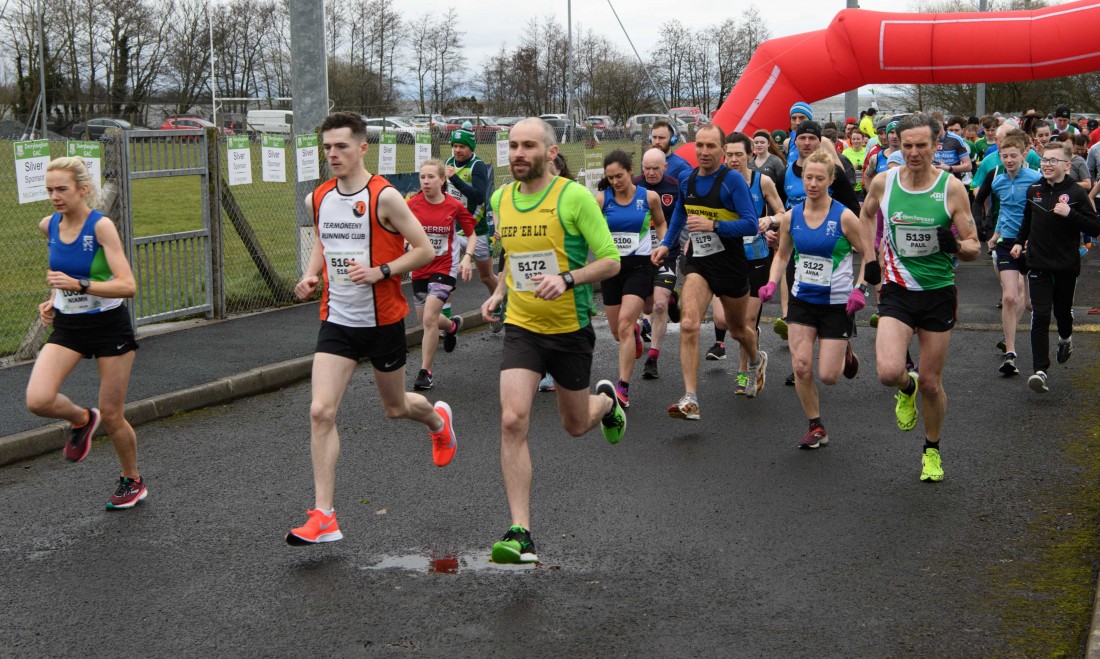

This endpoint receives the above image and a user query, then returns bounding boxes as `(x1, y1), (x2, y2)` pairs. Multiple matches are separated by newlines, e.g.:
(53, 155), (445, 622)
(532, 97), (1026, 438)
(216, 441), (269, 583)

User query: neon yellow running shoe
(894, 371), (919, 431)
(920, 447), (944, 482)
(773, 317), (788, 341)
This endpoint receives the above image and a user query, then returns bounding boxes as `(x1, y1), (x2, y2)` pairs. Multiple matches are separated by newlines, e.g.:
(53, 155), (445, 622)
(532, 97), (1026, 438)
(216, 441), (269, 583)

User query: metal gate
(115, 128), (220, 327)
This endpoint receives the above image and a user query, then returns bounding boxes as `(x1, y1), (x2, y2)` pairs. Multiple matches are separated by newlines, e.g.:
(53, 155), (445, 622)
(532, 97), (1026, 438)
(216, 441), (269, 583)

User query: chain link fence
(0, 125), (652, 362)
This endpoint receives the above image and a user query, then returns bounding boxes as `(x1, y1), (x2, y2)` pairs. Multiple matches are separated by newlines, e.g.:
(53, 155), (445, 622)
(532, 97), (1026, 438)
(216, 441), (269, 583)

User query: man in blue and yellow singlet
(480, 117), (626, 564)
(860, 114), (981, 484)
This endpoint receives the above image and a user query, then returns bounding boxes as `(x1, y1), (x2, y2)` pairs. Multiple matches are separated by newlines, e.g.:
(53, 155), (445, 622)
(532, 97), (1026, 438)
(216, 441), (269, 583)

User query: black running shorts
(315, 319), (407, 372)
(601, 255), (655, 306)
(877, 283), (958, 333)
(500, 324), (595, 391)
(787, 297), (853, 340)
(47, 304), (138, 359)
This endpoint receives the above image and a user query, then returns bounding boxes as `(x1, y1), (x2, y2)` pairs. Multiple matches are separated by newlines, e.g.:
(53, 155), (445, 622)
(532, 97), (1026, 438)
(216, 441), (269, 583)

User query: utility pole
(37, 0), (47, 137)
(289, 0), (330, 275)
(565, 0), (573, 143)
(843, 0), (860, 122)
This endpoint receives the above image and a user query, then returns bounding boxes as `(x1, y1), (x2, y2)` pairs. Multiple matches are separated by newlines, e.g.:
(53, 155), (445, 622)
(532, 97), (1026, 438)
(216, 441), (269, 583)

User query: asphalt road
(2, 261), (1099, 656)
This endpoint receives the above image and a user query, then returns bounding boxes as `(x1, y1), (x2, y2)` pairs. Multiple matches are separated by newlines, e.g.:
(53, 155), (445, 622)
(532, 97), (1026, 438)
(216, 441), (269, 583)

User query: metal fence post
(206, 127), (225, 318)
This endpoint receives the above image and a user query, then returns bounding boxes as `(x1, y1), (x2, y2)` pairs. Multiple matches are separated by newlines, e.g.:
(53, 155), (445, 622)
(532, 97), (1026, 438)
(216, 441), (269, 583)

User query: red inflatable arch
(681, 0), (1100, 158)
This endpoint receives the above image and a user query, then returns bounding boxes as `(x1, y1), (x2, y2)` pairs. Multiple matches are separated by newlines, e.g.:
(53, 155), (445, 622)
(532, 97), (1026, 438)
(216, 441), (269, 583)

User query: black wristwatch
(379, 264), (392, 280)
(560, 271), (576, 290)
(78, 278), (90, 294)
(856, 283), (869, 295)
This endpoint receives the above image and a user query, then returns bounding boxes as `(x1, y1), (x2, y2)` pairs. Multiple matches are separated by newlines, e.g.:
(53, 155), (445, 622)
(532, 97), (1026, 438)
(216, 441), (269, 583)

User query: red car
(439, 116), (505, 143)
(160, 117), (234, 135)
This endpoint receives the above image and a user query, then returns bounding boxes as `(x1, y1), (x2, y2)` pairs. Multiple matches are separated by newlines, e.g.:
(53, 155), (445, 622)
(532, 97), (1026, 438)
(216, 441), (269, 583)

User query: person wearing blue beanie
(790, 102), (813, 123)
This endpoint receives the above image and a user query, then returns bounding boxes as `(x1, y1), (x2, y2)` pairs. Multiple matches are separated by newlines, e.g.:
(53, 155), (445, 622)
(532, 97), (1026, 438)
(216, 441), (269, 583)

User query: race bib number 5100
(509, 250), (559, 292)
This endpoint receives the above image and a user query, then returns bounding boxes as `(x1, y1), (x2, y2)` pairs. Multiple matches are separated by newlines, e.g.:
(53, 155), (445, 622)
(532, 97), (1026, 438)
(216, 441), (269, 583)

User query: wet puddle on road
(363, 551), (550, 574)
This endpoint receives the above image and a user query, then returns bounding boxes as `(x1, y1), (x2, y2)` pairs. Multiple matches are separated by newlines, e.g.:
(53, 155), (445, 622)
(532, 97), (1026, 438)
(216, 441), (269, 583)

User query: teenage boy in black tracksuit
(1012, 140), (1100, 393)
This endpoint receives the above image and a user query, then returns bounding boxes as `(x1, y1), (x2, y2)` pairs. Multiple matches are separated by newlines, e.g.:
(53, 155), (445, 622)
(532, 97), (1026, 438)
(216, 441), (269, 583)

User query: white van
(246, 110), (292, 134)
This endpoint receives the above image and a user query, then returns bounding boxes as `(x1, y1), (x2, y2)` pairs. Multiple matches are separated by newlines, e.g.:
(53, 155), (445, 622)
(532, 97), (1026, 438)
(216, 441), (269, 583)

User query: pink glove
(845, 288), (866, 315)
(758, 281), (777, 303)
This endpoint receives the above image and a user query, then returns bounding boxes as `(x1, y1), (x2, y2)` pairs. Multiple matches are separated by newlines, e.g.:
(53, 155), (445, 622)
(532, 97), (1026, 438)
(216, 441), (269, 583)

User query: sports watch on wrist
(560, 271), (576, 290)
(379, 264), (391, 280)
(78, 278), (90, 293)
(856, 283), (869, 295)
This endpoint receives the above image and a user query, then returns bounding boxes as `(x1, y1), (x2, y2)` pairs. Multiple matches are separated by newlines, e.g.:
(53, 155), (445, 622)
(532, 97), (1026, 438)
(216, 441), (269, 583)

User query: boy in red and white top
(407, 159), (478, 390)
(286, 112), (459, 547)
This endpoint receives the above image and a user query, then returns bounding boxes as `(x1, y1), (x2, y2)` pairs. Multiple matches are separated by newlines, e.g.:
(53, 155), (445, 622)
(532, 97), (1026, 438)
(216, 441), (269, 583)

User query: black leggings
(1027, 269), (1077, 372)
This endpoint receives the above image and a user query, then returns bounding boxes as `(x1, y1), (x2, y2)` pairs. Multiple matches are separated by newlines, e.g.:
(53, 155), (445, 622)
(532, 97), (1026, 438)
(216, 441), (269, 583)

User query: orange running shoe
(286, 508), (343, 546)
(430, 401), (457, 467)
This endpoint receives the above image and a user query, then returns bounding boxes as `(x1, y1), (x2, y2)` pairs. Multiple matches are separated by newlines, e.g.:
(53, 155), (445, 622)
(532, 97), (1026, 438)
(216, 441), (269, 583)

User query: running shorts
(682, 250), (750, 299)
(747, 253), (774, 299)
(47, 304), (138, 359)
(315, 319), (407, 372)
(877, 283), (958, 333)
(787, 297), (852, 340)
(412, 274), (457, 307)
(457, 234), (491, 262)
(995, 240), (1026, 272)
(601, 255), (655, 306)
(500, 324), (595, 391)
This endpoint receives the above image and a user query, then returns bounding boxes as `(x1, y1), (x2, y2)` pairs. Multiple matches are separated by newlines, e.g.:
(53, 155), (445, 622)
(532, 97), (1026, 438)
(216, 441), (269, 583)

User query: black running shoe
(667, 289), (681, 324)
(1057, 340), (1072, 364)
(784, 372), (795, 386)
(443, 316), (463, 353)
(999, 352), (1019, 376)
(413, 369), (433, 390)
(642, 357), (659, 380)
(705, 342), (726, 360)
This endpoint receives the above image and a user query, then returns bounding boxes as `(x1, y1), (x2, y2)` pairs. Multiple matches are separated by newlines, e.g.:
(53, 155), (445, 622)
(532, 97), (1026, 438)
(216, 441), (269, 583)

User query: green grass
(0, 138), (644, 356)
(986, 359), (1100, 656)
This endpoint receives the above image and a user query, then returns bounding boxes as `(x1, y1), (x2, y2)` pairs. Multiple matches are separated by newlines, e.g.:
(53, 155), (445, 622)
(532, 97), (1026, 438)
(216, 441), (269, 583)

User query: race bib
(895, 227), (939, 257)
(325, 249), (365, 286)
(743, 233), (759, 245)
(854, 168), (863, 185)
(55, 289), (102, 314)
(797, 254), (834, 287)
(428, 233), (448, 256)
(611, 232), (639, 256)
(690, 231), (725, 257)
(509, 249), (559, 292)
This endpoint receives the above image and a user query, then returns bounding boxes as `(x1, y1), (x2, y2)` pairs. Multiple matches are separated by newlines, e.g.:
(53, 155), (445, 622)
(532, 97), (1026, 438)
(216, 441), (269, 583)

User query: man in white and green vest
(446, 125), (499, 301)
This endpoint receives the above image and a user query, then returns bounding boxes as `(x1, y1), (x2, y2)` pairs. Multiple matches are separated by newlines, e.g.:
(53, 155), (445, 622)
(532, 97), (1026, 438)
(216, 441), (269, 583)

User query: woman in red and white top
(406, 159), (478, 391)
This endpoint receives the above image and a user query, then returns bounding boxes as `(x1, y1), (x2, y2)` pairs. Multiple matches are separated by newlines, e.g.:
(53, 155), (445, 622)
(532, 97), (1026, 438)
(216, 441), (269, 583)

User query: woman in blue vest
(596, 150), (666, 410)
(759, 149), (871, 450)
(25, 157), (144, 509)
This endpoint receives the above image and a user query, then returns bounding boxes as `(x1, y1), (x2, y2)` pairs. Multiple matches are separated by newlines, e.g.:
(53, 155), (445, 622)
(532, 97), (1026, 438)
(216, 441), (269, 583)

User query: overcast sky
(399, 0), (963, 71)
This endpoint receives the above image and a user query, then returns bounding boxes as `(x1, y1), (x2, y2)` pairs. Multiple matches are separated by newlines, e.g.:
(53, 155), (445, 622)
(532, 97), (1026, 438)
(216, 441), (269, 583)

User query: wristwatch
(379, 264), (391, 280)
(856, 283), (869, 295)
(560, 271), (576, 290)
(78, 278), (90, 293)
(713, 220), (720, 232)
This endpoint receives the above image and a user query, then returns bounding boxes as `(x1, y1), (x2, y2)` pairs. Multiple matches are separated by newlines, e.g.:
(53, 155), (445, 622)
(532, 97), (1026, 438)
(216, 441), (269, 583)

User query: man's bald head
(641, 148), (668, 184)
(512, 117), (557, 148)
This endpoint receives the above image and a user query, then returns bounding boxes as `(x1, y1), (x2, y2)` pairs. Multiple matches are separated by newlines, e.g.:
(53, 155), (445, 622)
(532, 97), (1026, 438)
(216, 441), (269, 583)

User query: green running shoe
(894, 372), (919, 431)
(869, 313), (879, 329)
(773, 316), (788, 340)
(735, 372), (748, 395)
(920, 447), (944, 482)
(596, 379), (626, 444)
(491, 525), (538, 563)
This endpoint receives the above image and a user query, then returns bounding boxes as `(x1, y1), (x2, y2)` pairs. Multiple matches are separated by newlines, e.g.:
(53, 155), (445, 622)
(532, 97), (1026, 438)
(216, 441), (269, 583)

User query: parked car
(585, 115), (621, 140)
(542, 117), (587, 142)
(669, 106), (704, 120)
(69, 117), (135, 140)
(493, 116), (525, 128)
(624, 114), (689, 141)
(246, 109), (292, 135)
(440, 116), (506, 143)
(411, 113), (444, 130)
(160, 117), (233, 134)
(361, 116), (424, 144)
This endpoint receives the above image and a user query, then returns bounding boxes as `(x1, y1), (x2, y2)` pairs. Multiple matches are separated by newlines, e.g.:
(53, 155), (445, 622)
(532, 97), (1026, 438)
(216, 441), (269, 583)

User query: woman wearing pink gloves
(759, 149), (871, 449)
